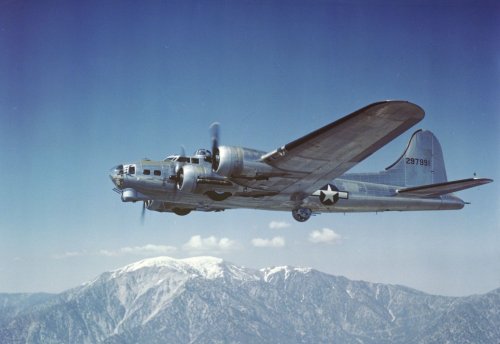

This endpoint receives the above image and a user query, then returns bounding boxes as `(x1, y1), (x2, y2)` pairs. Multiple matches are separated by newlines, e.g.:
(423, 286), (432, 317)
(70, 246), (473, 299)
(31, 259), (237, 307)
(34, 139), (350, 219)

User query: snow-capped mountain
(0, 256), (498, 343)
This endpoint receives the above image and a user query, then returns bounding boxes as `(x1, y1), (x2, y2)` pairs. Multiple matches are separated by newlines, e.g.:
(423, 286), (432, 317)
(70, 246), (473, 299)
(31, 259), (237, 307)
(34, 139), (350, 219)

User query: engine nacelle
(214, 146), (274, 178)
(177, 165), (204, 192)
(144, 200), (191, 215)
(177, 163), (235, 195)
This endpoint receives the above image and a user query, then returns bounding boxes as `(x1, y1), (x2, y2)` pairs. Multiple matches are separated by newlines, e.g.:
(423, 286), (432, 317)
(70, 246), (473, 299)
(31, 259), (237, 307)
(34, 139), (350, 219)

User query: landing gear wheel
(173, 208), (191, 216)
(292, 208), (312, 222)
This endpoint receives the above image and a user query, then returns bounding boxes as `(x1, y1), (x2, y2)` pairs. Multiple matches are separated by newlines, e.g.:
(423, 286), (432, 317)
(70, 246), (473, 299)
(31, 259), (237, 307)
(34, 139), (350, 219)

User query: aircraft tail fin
(344, 130), (447, 187)
(384, 129), (447, 187)
(384, 130), (493, 193)
(344, 129), (493, 193)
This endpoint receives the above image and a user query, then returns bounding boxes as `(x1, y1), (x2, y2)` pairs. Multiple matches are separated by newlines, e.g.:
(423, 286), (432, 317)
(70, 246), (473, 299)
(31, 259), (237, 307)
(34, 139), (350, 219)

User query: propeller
(210, 122), (220, 171)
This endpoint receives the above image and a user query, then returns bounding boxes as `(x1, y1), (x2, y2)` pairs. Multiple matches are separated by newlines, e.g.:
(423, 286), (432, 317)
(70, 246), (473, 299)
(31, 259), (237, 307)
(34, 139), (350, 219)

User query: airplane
(109, 100), (492, 222)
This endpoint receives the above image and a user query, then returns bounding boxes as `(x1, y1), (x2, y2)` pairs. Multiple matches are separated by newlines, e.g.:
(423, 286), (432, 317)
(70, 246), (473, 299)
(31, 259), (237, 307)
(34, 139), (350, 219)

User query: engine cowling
(177, 163), (235, 195)
(177, 164), (206, 192)
(213, 146), (274, 178)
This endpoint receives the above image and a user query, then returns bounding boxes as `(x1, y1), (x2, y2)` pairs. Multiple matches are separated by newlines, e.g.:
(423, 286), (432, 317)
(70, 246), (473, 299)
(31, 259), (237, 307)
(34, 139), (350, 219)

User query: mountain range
(0, 256), (499, 343)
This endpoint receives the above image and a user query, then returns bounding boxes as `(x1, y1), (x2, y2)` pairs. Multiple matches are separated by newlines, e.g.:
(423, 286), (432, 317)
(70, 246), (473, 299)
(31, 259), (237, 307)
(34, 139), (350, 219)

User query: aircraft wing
(397, 178), (493, 197)
(252, 101), (424, 198)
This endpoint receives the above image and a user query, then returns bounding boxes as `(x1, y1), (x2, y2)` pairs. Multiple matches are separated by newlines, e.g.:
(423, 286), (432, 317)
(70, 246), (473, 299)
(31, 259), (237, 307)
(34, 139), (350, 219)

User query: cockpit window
(164, 152), (212, 164)
(195, 149), (211, 157)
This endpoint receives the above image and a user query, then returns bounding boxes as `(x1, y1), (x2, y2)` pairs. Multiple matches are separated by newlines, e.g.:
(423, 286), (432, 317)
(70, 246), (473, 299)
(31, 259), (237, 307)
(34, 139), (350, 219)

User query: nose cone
(109, 165), (124, 188)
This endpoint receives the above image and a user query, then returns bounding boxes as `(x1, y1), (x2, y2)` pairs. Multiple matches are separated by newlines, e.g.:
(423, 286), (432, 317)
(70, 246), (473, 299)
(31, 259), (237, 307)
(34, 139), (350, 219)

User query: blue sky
(0, 0), (498, 296)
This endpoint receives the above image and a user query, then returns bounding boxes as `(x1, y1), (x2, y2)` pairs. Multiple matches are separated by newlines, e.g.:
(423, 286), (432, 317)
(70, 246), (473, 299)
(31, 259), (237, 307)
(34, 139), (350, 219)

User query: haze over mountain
(0, 256), (498, 343)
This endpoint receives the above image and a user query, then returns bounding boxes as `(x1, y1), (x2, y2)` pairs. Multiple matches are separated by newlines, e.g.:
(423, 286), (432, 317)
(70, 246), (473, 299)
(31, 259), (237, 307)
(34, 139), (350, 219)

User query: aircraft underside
(117, 177), (465, 222)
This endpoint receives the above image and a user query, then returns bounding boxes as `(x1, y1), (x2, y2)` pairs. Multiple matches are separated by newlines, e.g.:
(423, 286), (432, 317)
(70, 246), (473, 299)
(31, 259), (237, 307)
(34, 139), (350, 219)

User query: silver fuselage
(109, 158), (464, 214)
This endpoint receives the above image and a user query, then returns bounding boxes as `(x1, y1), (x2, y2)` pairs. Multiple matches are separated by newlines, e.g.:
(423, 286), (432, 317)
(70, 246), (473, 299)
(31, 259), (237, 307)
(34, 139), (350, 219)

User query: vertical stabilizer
(343, 130), (448, 187)
(384, 130), (447, 186)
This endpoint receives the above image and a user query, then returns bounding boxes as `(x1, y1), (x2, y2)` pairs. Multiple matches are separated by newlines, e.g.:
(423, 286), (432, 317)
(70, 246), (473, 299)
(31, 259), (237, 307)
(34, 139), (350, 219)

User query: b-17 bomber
(109, 101), (492, 222)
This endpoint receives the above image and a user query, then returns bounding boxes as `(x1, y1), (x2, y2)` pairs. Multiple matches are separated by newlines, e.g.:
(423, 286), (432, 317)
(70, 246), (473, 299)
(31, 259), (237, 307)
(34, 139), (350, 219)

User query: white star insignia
(312, 184), (348, 206)
(320, 184), (338, 204)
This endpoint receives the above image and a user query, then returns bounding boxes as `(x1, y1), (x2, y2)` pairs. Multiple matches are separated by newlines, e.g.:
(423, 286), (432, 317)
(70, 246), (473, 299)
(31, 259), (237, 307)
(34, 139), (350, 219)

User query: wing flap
(397, 178), (493, 197)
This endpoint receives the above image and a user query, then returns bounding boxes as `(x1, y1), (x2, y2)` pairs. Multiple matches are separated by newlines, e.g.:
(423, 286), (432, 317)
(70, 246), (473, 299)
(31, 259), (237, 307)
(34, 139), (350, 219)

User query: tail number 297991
(406, 157), (431, 166)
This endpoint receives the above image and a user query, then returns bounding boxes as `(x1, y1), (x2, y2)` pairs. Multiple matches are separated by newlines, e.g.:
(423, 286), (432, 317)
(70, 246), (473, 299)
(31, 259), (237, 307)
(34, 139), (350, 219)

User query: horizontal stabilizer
(397, 178), (493, 197)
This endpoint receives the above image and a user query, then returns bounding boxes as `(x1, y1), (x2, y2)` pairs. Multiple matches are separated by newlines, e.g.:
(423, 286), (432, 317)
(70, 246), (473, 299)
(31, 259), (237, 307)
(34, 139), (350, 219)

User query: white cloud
(98, 249), (116, 257)
(52, 251), (85, 259)
(308, 228), (341, 244)
(251, 236), (285, 248)
(53, 245), (177, 259)
(269, 221), (291, 230)
(112, 244), (177, 256)
(182, 235), (239, 253)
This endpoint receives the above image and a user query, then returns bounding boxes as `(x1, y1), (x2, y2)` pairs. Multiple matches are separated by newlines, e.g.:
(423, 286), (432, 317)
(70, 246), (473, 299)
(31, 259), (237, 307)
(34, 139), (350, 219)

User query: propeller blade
(174, 145), (187, 176)
(210, 122), (220, 171)
(141, 201), (146, 224)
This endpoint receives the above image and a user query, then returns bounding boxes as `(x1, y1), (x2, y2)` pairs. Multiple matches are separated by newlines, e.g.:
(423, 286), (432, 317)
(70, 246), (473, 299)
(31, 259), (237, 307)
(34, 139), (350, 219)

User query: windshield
(111, 165), (123, 175)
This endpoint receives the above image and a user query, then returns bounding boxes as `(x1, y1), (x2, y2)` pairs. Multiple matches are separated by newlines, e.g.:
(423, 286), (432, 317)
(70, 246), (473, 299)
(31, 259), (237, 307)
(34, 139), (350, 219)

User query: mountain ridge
(1, 256), (498, 343)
